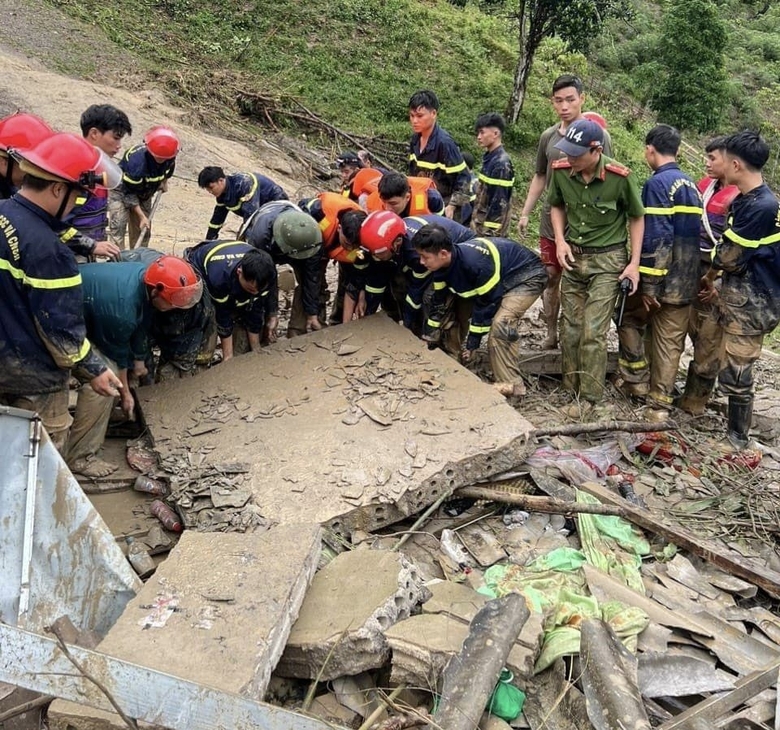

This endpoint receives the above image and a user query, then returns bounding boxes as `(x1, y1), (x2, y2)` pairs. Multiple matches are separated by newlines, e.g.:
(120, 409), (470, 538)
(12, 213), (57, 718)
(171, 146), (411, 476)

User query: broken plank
(659, 657), (780, 729)
(456, 487), (625, 516)
(577, 480), (780, 600)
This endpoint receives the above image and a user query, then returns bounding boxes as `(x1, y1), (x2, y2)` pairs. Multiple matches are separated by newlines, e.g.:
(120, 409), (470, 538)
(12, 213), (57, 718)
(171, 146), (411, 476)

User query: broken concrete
(48, 524), (321, 730)
(276, 549), (429, 680)
(138, 316), (536, 536)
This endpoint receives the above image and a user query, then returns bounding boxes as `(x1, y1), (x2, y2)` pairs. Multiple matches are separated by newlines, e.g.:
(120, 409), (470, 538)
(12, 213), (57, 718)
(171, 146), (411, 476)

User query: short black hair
(239, 249), (276, 290)
(21, 174), (57, 191)
(645, 124), (681, 156)
(552, 74), (584, 96)
(338, 209), (367, 247)
(724, 131), (770, 172)
(704, 136), (729, 154)
(198, 166), (226, 188)
(412, 224), (453, 254)
(409, 90), (439, 112)
(475, 112), (505, 134)
(79, 104), (132, 138)
(462, 151), (475, 169)
(378, 172), (410, 200)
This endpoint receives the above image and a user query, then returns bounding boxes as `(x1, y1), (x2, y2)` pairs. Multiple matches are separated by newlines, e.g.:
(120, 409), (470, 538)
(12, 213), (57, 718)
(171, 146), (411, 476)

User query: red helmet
(15, 133), (122, 189)
(144, 125), (180, 160)
(0, 113), (54, 156)
(582, 111), (608, 130)
(143, 255), (203, 309)
(360, 211), (406, 255)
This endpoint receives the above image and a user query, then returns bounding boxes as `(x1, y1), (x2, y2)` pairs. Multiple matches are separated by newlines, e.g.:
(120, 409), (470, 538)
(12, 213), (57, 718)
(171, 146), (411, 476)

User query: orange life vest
(365, 176), (437, 215)
(317, 192), (362, 264)
(343, 168), (382, 201)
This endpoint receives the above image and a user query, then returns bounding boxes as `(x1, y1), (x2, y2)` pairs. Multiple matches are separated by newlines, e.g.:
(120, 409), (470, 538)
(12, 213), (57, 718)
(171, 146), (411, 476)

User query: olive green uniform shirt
(547, 154), (644, 249)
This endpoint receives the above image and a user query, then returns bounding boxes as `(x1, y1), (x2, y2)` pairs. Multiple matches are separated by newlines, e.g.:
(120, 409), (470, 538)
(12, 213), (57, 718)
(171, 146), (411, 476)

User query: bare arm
(518, 174), (547, 235)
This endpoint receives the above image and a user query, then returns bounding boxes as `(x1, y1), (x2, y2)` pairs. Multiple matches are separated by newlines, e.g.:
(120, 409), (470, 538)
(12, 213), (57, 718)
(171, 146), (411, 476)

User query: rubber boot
(725, 394), (754, 451)
(679, 363), (716, 416)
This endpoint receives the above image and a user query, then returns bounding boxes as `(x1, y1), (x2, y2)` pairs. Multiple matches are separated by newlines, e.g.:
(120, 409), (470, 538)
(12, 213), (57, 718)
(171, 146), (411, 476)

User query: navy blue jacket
(473, 146), (515, 236)
(713, 183), (780, 335)
(117, 144), (175, 206)
(205, 172), (288, 240)
(242, 201), (322, 316)
(61, 189), (109, 257)
(187, 240), (277, 338)
(425, 237), (547, 350)
(640, 162), (702, 303)
(408, 124), (471, 206)
(0, 195), (106, 395)
(80, 262), (153, 370)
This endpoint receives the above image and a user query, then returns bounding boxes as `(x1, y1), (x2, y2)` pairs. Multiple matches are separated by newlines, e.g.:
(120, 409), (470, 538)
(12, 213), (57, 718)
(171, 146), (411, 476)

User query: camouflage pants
(718, 332), (763, 397)
(560, 247), (626, 403)
(688, 261), (724, 381)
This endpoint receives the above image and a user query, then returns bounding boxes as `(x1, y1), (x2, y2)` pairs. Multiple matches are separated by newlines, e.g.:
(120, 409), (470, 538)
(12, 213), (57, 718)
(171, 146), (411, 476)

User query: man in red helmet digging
(69, 255), (203, 480)
(0, 132), (124, 454)
(108, 124), (179, 249)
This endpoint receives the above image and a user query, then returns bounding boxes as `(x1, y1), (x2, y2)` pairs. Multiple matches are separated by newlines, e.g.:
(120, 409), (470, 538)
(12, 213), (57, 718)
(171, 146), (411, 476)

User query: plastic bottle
(125, 537), (156, 578)
(150, 500), (183, 533)
(133, 475), (169, 497)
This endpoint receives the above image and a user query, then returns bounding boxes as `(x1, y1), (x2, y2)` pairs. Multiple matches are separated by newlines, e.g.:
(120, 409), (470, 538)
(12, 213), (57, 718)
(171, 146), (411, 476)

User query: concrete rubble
(277, 548), (430, 680)
(48, 524), (321, 730)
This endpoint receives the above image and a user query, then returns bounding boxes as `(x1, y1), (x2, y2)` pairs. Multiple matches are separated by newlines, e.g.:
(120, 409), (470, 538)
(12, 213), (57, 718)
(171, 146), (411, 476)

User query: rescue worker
(416, 226), (547, 397)
(61, 104), (132, 261)
(187, 240), (278, 361)
(69, 256), (203, 478)
(335, 150), (365, 194)
(708, 131), (780, 451)
(240, 200), (324, 337)
(616, 125), (702, 420)
(349, 211), (475, 332)
(108, 124), (179, 249)
(365, 172), (445, 217)
(0, 112), (55, 199)
(300, 191), (367, 325)
(407, 89), (471, 220)
(198, 166), (288, 240)
(518, 75), (613, 350)
(459, 151), (479, 227)
(679, 137), (739, 415)
(472, 112), (515, 236)
(342, 166), (382, 205)
(548, 118), (644, 416)
(0, 132), (123, 453)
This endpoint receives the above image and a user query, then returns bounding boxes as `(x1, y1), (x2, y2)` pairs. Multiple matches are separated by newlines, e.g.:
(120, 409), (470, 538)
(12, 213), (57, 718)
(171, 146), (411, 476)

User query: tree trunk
(507, 41), (534, 123)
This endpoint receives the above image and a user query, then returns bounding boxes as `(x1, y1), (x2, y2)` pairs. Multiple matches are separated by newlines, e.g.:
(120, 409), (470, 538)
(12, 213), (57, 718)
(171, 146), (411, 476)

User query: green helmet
(273, 210), (322, 259)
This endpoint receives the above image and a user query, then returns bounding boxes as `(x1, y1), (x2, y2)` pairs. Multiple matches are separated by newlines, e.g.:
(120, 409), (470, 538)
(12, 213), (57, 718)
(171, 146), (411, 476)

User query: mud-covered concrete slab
(49, 524), (321, 730)
(138, 316), (536, 536)
(277, 548), (429, 680)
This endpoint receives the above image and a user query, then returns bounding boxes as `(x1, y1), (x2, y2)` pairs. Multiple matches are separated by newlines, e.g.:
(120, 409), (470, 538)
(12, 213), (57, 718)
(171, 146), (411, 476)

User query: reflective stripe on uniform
(723, 226), (780, 249)
(469, 323), (491, 334)
(483, 221), (501, 230)
(405, 295), (421, 309)
(477, 172), (515, 187)
(644, 205), (703, 215)
(427, 318), (441, 329)
(618, 358), (648, 370)
(455, 238), (500, 297)
(365, 285), (386, 295)
(59, 227), (78, 242)
(638, 265), (668, 276)
(204, 241), (241, 266)
(0, 258), (83, 290)
(410, 156), (466, 175)
(433, 280), (447, 290)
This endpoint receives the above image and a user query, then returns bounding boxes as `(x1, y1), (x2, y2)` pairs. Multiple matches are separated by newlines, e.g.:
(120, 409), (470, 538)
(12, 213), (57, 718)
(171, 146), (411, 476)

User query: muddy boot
(722, 394), (754, 452)
(679, 363), (715, 416)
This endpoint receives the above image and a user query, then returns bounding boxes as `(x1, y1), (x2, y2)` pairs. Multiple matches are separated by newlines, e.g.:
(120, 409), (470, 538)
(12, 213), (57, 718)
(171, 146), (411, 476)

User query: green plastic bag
(486, 669), (526, 722)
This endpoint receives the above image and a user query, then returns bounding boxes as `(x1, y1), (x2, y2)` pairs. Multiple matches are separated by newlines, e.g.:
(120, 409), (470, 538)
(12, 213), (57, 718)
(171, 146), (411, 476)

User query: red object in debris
(150, 500), (183, 532)
(134, 475), (169, 497)
(717, 451), (762, 471)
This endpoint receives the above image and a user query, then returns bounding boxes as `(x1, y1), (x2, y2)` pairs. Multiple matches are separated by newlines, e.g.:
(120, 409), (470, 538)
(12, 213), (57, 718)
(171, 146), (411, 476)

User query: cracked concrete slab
(137, 315), (536, 536)
(277, 548), (429, 680)
(48, 524), (321, 730)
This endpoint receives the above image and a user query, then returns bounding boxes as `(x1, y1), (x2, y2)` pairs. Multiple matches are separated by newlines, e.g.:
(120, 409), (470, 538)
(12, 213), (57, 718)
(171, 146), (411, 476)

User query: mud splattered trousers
(107, 192), (155, 249)
(0, 388), (71, 454)
(560, 246), (626, 403)
(488, 275), (546, 385)
(617, 296), (691, 407)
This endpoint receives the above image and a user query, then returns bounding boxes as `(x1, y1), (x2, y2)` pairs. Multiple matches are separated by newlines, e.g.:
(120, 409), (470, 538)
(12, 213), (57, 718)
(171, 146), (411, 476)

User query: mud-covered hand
(93, 240), (121, 260)
(120, 389), (136, 420)
(306, 314), (322, 332)
(264, 315), (279, 344)
(90, 368), (123, 397)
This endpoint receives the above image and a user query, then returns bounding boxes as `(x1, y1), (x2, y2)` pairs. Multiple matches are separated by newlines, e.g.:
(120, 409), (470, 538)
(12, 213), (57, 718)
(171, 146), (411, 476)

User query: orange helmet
(0, 113), (54, 157)
(143, 255), (203, 309)
(582, 111), (608, 130)
(15, 133), (122, 190)
(360, 211), (406, 255)
(144, 125), (180, 160)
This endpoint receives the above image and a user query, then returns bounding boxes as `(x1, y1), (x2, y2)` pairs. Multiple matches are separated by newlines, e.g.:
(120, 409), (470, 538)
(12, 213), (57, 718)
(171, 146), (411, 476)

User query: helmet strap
(54, 182), (75, 220)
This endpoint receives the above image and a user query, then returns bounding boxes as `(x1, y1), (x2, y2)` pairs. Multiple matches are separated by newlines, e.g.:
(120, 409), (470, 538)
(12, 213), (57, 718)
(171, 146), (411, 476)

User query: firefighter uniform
(108, 144), (175, 248)
(187, 240), (277, 351)
(617, 162), (702, 409)
(472, 145), (515, 236)
(548, 154), (644, 403)
(0, 194), (108, 451)
(424, 238), (547, 386)
(205, 172), (288, 240)
(712, 183), (780, 448)
(679, 177), (739, 413)
(408, 124), (471, 211)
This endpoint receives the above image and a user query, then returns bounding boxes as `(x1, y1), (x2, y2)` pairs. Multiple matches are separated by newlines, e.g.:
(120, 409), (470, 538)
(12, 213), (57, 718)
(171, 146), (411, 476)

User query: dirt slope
(0, 6), (317, 253)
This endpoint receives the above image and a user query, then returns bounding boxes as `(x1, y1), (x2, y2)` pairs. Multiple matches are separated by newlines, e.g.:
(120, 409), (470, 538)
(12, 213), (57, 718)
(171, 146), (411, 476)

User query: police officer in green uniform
(547, 119), (644, 415)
